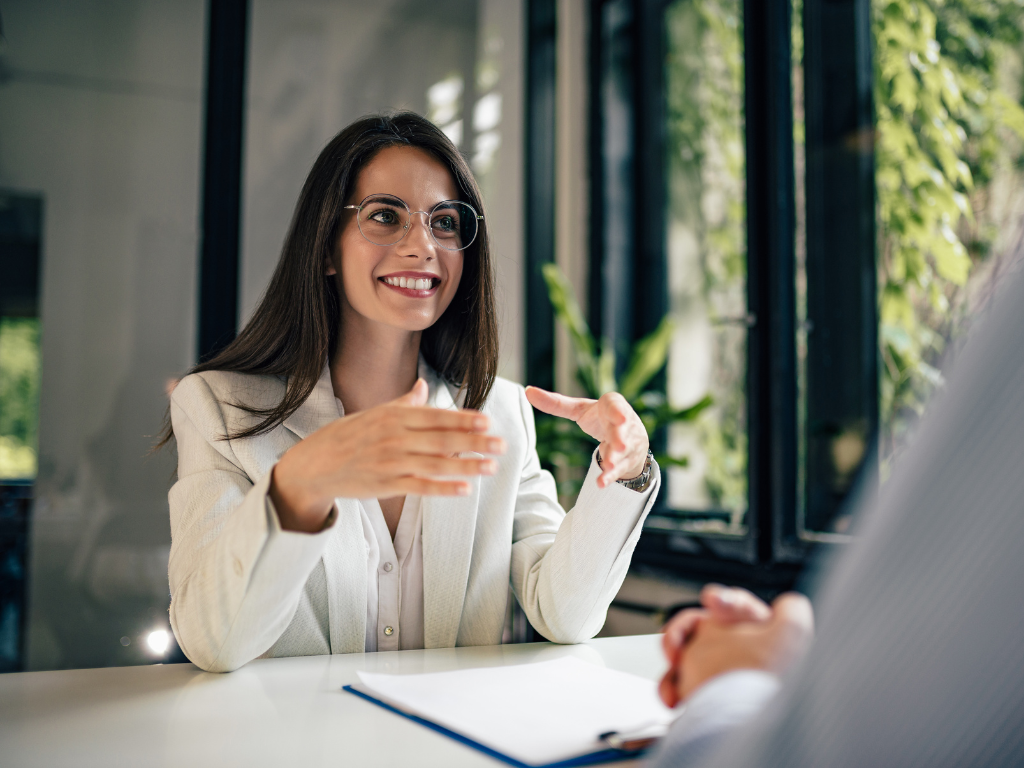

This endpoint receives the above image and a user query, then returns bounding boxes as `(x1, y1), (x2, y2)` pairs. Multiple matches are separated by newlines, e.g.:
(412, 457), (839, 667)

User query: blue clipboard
(343, 684), (651, 767)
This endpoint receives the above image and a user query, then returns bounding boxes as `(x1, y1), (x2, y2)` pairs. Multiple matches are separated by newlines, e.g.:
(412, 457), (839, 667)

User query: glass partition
(0, 0), (207, 670)
(241, 0), (524, 380)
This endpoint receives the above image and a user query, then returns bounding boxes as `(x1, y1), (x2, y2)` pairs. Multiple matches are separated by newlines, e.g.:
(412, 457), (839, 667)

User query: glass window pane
(795, 1), (1024, 538)
(664, 0), (747, 534)
(874, 2), (1024, 474)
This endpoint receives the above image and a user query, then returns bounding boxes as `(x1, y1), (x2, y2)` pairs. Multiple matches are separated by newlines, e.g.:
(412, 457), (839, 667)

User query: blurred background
(0, 0), (1021, 672)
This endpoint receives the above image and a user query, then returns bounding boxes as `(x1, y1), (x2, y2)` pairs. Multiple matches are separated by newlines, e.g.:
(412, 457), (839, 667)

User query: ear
(325, 250), (338, 277)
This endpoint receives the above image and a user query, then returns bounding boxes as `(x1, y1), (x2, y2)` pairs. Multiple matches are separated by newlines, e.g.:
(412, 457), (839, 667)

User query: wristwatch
(597, 449), (655, 493)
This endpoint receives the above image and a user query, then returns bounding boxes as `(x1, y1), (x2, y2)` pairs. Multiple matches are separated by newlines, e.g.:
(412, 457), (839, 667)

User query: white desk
(0, 634), (665, 768)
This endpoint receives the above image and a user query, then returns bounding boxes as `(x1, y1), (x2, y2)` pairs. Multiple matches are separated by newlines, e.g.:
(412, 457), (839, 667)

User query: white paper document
(351, 656), (676, 766)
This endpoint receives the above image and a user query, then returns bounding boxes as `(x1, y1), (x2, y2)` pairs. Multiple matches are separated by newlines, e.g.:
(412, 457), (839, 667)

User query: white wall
(0, 0), (206, 669)
(240, 0), (524, 381)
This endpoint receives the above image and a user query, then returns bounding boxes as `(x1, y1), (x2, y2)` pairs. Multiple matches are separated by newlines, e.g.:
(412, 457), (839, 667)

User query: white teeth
(383, 276), (435, 290)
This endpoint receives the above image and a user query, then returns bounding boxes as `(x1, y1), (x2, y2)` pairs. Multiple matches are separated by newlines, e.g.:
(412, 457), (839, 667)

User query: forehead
(352, 145), (459, 207)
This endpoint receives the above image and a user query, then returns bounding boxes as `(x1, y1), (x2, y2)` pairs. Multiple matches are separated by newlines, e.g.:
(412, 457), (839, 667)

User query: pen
(598, 722), (668, 752)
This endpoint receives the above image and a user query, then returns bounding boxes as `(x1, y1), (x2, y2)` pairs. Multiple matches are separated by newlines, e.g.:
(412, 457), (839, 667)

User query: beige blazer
(167, 363), (660, 672)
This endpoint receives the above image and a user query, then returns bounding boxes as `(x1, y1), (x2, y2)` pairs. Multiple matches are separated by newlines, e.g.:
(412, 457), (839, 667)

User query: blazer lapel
(281, 366), (339, 440)
(422, 371), (479, 648)
(282, 366), (368, 653)
(322, 499), (367, 654)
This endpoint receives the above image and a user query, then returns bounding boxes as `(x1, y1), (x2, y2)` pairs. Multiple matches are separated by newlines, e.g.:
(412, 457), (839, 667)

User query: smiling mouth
(379, 275), (441, 296)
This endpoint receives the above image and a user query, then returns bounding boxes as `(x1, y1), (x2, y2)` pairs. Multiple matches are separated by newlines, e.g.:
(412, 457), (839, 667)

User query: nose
(398, 211), (437, 256)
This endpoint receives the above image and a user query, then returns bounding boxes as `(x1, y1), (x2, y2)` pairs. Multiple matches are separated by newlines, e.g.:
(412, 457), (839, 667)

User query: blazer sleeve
(167, 374), (334, 672)
(508, 385), (661, 643)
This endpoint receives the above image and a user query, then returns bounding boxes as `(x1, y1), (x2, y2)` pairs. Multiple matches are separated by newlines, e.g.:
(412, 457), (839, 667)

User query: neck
(331, 307), (422, 415)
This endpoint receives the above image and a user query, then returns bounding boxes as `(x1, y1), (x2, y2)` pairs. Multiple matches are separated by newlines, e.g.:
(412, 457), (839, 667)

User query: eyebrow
(364, 194), (462, 210)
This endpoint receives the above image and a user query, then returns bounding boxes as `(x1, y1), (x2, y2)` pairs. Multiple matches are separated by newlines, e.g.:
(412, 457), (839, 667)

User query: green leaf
(596, 343), (618, 396)
(619, 315), (676, 401)
(541, 263), (606, 398)
(641, 394), (715, 432)
(655, 453), (690, 468)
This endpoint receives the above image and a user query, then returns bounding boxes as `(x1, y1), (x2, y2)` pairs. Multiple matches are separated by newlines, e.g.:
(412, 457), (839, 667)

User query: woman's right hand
(269, 378), (506, 532)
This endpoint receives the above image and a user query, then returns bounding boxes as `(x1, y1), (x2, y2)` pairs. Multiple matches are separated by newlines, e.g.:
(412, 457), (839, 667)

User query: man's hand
(525, 386), (649, 488)
(658, 585), (814, 707)
(659, 585), (773, 708)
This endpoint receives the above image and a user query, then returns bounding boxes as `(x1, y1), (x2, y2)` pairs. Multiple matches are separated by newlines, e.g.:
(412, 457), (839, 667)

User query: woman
(166, 112), (659, 672)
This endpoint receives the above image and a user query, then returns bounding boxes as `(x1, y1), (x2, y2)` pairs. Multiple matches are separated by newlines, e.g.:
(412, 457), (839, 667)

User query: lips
(381, 275), (439, 290)
(379, 272), (441, 297)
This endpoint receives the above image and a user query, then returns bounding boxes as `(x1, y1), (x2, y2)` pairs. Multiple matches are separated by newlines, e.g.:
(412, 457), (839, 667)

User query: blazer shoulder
(482, 377), (533, 437)
(171, 370), (287, 432)
(485, 377), (527, 412)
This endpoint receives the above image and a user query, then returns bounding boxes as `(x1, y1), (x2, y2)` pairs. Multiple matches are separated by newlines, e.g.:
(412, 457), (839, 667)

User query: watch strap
(597, 449), (655, 493)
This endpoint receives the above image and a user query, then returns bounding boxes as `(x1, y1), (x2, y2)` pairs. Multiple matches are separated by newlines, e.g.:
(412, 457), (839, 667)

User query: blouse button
(384, 626), (394, 636)
(383, 562), (394, 573)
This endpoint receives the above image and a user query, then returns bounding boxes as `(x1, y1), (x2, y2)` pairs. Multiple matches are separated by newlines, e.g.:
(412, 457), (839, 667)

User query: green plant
(874, 0), (1024, 460)
(0, 317), (41, 479)
(534, 264), (712, 496)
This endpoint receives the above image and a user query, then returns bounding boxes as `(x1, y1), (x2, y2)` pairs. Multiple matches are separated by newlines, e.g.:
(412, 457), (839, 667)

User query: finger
(598, 392), (631, 427)
(597, 439), (632, 487)
(601, 427), (629, 468)
(764, 593), (815, 673)
(658, 668), (680, 709)
(398, 430), (507, 457)
(701, 584), (772, 623)
(525, 386), (595, 422)
(661, 608), (706, 663)
(386, 476), (473, 497)
(393, 377), (429, 407)
(384, 454), (498, 478)
(770, 592), (815, 636)
(596, 440), (618, 488)
(398, 407), (492, 433)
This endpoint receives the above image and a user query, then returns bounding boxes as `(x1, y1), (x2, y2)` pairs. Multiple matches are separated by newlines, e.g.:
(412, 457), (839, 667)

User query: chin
(383, 311), (442, 332)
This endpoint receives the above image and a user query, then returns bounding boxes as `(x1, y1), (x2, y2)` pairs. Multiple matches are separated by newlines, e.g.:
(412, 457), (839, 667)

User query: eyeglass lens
(355, 194), (478, 251)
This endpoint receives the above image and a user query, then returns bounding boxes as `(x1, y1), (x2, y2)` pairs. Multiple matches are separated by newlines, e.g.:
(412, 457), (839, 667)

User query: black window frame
(523, 0), (877, 593)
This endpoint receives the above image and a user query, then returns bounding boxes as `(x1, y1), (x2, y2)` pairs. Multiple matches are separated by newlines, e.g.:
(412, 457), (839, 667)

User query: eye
(368, 208), (402, 226)
(432, 214), (457, 232)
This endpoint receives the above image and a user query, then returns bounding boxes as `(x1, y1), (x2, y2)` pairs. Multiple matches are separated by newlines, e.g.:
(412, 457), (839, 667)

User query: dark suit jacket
(652, 265), (1024, 768)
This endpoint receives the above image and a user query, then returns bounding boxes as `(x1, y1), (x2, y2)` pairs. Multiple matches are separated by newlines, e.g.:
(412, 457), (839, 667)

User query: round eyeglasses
(343, 194), (482, 252)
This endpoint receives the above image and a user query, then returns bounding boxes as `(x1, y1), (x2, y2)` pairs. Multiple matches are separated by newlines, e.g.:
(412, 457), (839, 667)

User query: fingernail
(482, 460), (498, 475)
(458, 484), (471, 496)
(474, 416), (490, 430)
(487, 438), (506, 453)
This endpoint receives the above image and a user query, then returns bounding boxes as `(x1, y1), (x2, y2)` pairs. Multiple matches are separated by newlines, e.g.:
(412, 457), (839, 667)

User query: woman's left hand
(525, 387), (649, 488)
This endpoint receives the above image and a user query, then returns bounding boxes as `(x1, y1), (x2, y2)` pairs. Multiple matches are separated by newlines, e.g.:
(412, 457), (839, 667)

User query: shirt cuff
(648, 670), (781, 768)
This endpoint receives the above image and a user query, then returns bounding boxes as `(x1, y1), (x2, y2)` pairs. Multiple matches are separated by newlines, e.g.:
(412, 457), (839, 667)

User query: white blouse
(332, 398), (425, 652)
(358, 494), (424, 652)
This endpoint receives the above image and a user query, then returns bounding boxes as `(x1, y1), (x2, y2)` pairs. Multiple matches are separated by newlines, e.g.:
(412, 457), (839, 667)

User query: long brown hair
(163, 112), (498, 443)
